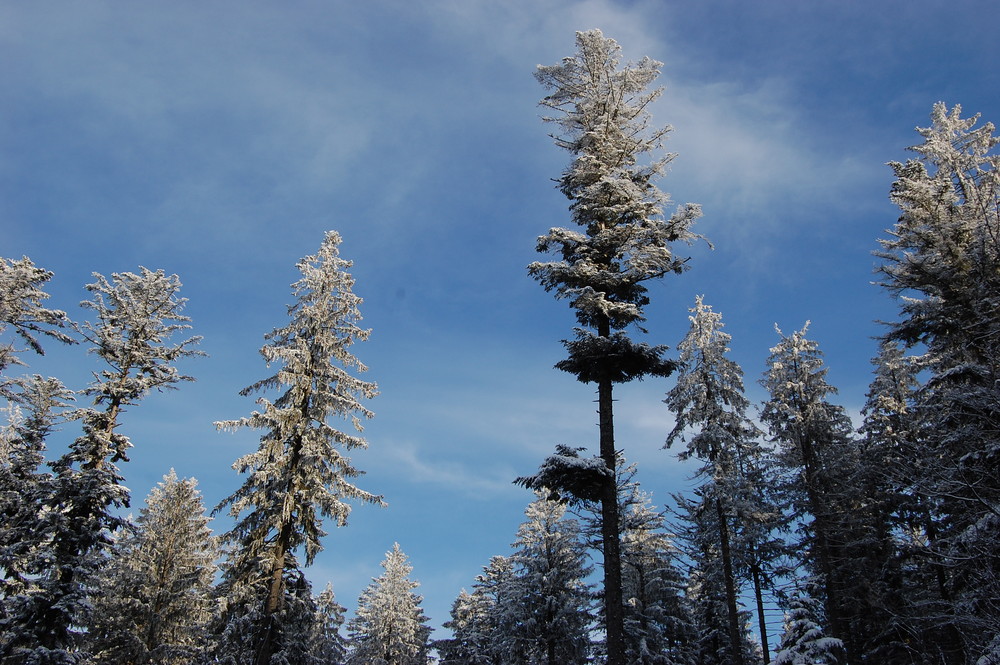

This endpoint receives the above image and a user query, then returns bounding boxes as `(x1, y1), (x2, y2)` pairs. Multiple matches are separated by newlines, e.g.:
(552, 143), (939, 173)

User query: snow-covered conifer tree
(278, 572), (334, 665)
(214, 566), (341, 665)
(526, 30), (703, 665)
(347, 543), (431, 665)
(0, 376), (73, 661)
(437, 589), (495, 665)
(619, 489), (695, 665)
(857, 339), (919, 534)
(0, 376), (72, 607)
(507, 495), (593, 665)
(0, 257), (74, 401)
(672, 488), (768, 665)
(760, 324), (858, 660)
(214, 231), (380, 665)
(665, 297), (773, 665)
(309, 582), (348, 665)
(848, 340), (928, 662)
(773, 590), (844, 665)
(2, 268), (200, 664)
(672, 490), (731, 665)
(87, 470), (218, 664)
(876, 102), (1000, 661)
(470, 555), (521, 664)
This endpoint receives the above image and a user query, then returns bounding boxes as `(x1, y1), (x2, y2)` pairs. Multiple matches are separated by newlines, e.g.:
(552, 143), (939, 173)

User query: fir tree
(436, 589), (495, 665)
(672, 491), (767, 665)
(347, 543), (431, 665)
(665, 297), (770, 665)
(876, 102), (1000, 662)
(87, 470), (218, 665)
(310, 583), (348, 665)
(0, 376), (72, 607)
(672, 490), (732, 665)
(508, 495), (594, 665)
(852, 340), (926, 663)
(760, 323), (858, 661)
(276, 572), (333, 665)
(214, 231), (380, 665)
(619, 489), (695, 665)
(2, 268), (200, 665)
(469, 555), (521, 665)
(214, 563), (340, 665)
(526, 30), (702, 664)
(773, 590), (844, 665)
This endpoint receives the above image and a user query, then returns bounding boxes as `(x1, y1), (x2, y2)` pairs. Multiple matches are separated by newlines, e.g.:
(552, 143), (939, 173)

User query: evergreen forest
(2, 28), (999, 665)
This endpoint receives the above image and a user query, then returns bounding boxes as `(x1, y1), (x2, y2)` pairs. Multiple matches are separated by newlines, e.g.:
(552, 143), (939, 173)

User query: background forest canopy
(2, 8), (1000, 665)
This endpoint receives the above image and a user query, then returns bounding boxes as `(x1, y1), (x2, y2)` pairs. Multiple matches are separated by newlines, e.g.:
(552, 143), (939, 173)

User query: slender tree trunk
(256, 408), (309, 665)
(598, 374), (625, 665)
(716, 497), (746, 665)
(593, 315), (623, 665)
(751, 554), (770, 664)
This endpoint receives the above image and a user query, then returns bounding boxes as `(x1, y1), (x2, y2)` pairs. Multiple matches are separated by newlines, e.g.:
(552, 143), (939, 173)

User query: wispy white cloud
(369, 437), (522, 499)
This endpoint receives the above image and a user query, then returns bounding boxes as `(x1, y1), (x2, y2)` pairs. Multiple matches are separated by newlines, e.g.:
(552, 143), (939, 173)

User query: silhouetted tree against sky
(526, 29), (702, 665)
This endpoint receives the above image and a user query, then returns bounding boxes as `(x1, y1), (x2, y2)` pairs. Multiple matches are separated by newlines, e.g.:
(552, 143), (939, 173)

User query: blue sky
(4, 0), (1000, 640)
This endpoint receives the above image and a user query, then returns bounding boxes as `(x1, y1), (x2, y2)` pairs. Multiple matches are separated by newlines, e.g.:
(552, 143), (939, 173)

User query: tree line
(2, 28), (999, 665)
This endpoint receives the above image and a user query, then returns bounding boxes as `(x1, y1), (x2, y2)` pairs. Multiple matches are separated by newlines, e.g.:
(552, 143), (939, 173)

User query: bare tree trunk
(751, 555), (771, 664)
(591, 310), (626, 665)
(716, 497), (746, 665)
(598, 375), (625, 665)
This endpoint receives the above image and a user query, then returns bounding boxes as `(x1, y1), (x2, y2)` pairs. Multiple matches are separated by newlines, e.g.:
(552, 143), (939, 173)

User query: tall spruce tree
(526, 30), (702, 665)
(466, 555), (522, 665)
(760, 323), (859, 663)
(0, 375), (74, 660)
(87, 470), (218, 665)
(214, 231), (380, 665)
(347, 543), (431, 665)
(876, 102), (1000, 663)
(665, 297), (770, 665)
(671, 489), (743, 665)
(2, 268), (200, 665)
(437, 589), (496, 665)
(852, 340), (925, 663)
(310, 582), (348, 665)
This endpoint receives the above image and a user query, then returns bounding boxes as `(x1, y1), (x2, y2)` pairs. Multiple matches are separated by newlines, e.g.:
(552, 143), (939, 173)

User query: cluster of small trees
(0, 236), (431, 663)
(437, 476), (693, 665)
(1, 27), (998, 665)
(436, 494), (595, 665)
